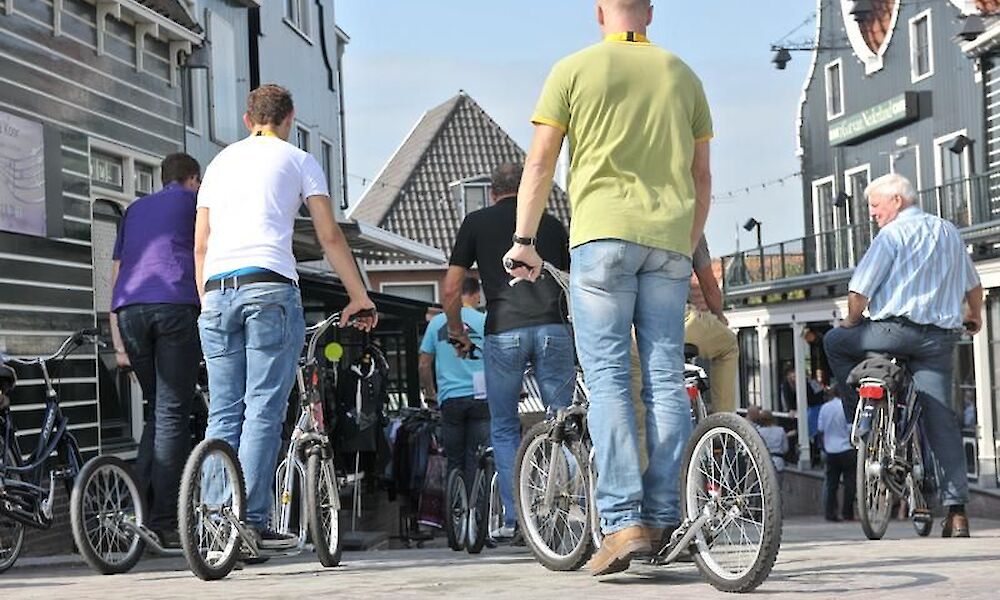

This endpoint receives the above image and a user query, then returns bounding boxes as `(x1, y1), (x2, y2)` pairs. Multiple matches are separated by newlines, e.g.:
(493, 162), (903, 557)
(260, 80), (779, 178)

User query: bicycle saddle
(684, 343), (700, 361)
(846, 356), (909, 395)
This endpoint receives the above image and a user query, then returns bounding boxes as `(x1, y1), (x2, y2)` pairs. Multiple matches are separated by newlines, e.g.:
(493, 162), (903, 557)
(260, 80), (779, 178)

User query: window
(450, 175), (491, 219)
(296, 125), (310, 152)
(285, 0), (311, 39)
(910, 10), (934, 83)
(738, 328), (761, 410)
(134, 163), (155, 197)
(90, 152), (125, 192)
(209, 11), (239, 144)
(812, 177), (841, 271)
(321, 139), (333, 191)
(844, 165), (873, 262)
(825, 59), (844, 119)
(381, 283), (437, 304)
(935, 131), (973, 226)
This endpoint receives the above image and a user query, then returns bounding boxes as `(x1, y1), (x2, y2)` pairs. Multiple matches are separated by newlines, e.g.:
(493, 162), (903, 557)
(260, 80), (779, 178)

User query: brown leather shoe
(941, 512), (971, 538)
(585, 526), (652, 576)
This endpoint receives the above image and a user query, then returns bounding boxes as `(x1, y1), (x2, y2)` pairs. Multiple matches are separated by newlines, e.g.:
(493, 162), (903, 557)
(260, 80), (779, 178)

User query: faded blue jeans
(570, 240), (692, 534)
(484, 323), (575, 526)
(199, 283), (305, 528)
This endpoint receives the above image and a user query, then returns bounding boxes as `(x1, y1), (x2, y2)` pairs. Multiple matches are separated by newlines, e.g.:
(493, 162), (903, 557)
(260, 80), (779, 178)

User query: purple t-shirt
(111, 183), (200, 311)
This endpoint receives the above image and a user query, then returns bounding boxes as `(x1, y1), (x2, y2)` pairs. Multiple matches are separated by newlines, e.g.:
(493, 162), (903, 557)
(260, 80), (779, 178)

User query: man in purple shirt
(110, 152), (201, 548)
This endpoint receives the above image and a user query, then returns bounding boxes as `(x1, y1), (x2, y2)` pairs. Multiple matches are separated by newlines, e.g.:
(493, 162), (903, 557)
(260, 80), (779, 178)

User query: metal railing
(722, 170), (1000, 294)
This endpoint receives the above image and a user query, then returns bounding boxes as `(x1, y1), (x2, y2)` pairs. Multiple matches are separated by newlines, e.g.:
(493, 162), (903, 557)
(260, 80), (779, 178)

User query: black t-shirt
(450, 197), (570, 334)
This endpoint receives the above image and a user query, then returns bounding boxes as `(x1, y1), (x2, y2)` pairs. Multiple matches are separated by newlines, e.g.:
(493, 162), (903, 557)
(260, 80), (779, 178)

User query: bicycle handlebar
(303, 308), (377, 362)
(2, 328), (102, 366)
(505, 259), (570, 292)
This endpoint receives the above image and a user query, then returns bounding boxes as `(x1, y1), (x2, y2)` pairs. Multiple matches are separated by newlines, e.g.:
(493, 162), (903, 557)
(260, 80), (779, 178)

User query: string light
(712, 171), (802, 202)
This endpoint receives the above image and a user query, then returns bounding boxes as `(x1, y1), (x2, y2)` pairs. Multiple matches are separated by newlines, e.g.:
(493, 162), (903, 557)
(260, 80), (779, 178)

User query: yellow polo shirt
(532, 33), (713, 256)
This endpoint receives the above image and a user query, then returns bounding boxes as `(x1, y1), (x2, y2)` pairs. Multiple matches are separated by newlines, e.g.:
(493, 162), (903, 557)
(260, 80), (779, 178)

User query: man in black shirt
(443, 163), (574, 536)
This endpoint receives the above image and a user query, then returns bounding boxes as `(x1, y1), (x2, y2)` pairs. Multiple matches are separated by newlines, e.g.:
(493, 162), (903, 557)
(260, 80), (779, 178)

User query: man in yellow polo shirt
(503, 0), (712, 575)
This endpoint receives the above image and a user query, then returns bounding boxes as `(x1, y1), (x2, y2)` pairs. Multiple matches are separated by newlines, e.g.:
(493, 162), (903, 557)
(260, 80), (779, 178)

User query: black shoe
(153, 529), (182, 550)
(941, 513), (971, 538)
(255, 527), (298, 549)
(825, 516), (843, 523)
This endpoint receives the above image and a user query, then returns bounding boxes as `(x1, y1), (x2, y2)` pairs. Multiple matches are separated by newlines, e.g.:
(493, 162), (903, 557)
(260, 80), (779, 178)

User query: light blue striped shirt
(850, 206), (979, 329)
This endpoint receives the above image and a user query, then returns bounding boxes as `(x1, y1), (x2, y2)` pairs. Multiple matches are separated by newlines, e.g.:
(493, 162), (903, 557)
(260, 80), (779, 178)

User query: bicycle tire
(467, 466), (489, 554)
(444, 469), (467, 551)
(70, 456), (146, 574)
(178, 438), (246, 581)
(857, 404), (893, 540)
(306, 452), (342, 567)
(515, 420), (592, 572)
(0, 447), (25, 574)
(485, 469), (503, 549)
(681, 413), (782, 593)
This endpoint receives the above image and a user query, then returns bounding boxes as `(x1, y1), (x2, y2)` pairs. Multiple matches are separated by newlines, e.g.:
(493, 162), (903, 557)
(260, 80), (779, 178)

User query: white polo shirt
(197, 134), (328, 283)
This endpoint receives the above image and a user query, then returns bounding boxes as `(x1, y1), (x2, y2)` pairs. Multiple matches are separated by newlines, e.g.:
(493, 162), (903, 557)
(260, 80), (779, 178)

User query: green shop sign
(828, 92), (919, 146)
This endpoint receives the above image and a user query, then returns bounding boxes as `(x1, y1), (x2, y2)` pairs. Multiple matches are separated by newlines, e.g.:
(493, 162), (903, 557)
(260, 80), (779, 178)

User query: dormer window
(449, 174), (491, 219)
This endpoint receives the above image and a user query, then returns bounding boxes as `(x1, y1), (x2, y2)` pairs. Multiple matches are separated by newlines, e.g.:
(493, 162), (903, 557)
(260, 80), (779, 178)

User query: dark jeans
(118, 303), (200, 530)
(824, 320), (968, 506)
(441, 397), (491, 493)
(824, 449), (857, 520)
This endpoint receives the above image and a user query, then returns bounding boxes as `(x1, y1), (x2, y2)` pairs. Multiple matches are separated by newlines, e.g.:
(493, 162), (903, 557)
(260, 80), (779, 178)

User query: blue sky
(337, 1), (815, 256)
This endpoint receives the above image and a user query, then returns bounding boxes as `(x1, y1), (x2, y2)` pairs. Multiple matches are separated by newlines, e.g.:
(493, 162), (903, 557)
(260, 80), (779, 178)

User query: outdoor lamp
(959, 15), (986, 42)
(743, 218), (761, 232)
(949, 135), (972, 155)
(833, 191), (851, 208)
(771, 47), (792, 70)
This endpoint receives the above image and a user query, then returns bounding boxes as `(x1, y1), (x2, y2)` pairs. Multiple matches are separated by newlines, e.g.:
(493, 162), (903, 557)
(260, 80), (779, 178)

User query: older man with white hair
(824, 173), (983, 538)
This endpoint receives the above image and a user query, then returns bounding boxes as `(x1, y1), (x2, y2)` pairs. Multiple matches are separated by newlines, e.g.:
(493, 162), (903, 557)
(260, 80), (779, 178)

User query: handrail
(722, 169), (1000, 294)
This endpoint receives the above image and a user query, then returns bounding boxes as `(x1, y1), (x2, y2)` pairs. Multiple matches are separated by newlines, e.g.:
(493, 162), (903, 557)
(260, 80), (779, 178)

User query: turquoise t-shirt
(419, 307), (487, 403)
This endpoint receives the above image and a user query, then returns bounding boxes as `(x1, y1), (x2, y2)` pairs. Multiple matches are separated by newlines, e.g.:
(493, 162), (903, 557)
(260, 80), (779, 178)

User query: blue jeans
(198, 283), (305, 528)
(824, 320), (968, 506)
(118, 303), (200, 531)
(570, 240), (692, 533)
(484, 323), (575, 526)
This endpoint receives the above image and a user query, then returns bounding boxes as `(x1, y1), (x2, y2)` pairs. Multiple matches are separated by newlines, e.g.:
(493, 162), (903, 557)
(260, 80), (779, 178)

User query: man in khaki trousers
(632, 235), (738, 469)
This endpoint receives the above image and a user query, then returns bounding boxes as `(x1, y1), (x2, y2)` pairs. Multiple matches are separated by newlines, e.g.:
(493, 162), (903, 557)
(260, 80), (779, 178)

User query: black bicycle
(0, 329), (101, 574)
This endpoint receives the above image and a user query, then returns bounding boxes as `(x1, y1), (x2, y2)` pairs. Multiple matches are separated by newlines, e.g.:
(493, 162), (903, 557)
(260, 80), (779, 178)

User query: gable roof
(349, 92), (572, 265)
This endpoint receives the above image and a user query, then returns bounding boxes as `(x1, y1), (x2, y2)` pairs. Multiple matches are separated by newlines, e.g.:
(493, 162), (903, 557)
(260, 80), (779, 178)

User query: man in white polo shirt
(194, 84), (377, 547)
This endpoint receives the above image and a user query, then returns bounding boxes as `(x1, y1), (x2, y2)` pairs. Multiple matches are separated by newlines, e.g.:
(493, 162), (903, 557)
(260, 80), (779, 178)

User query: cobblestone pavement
(2, 517), (999, 599)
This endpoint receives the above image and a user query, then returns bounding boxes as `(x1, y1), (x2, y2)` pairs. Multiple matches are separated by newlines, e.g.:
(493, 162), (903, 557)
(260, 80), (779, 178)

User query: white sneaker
(495, 525), (516, 539)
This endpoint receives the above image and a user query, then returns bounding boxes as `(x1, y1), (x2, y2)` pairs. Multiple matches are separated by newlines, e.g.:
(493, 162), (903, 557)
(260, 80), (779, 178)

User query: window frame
(824, 58), (845, 120)
(380, 281), (439, 304)
(284, 0), (313, 44)
(909, 9), (934, 84)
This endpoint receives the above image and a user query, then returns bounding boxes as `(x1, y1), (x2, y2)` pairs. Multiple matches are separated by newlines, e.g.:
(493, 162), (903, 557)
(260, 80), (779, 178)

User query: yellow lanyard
(604, 31), (650, 44)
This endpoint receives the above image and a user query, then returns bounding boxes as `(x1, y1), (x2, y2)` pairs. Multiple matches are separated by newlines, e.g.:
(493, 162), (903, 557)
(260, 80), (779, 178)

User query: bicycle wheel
(70, 456), (146, 574)
(178, 439), (246, 581)
(467, 466), (489, 554)
(857, 404), (893, 540)
(515, 420), (592, 571)
(0, 448), (25, 574)
(444, 469), (467, 551)
(485, 469), (503, 549)
(306, 452), (342, 567)
(681, 413), (782, 593)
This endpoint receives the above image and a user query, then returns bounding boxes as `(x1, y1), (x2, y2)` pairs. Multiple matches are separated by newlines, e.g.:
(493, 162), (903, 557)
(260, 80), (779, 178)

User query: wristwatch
(512, 234), (536, 246)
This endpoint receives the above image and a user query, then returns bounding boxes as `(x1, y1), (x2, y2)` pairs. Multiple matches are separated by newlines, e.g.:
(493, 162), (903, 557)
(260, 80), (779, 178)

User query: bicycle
(69, 362), (213, 574)
(0, 329), (101, 574)
(510, 260), (782, 593)
(175, 310), (364, 580)
(847, 349), (942, 540)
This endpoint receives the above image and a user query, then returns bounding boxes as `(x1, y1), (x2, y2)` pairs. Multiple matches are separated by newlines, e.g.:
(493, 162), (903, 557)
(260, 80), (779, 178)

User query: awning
(293, 218), (446, 265)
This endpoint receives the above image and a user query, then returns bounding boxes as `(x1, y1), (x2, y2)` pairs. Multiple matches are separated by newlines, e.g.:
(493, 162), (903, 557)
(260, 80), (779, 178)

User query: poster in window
(0, 110), (46, 237)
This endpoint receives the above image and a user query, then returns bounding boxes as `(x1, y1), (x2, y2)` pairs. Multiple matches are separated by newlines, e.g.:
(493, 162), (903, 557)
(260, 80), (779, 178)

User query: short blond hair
(599, 0), (651, 15)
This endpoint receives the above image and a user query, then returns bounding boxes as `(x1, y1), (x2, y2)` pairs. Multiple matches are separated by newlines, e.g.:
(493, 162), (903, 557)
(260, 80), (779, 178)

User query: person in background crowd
(753, 409), (788, 486)
(445, 163), (574, 540)
(195, 84), (377, 549)
(110, 152), (202, 549)
(817, 387), (856, 522)
(420, 277), (489, 492)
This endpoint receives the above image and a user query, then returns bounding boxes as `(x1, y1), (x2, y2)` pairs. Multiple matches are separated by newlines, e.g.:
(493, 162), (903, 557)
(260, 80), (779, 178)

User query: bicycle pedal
(912, 509), (932, 524)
